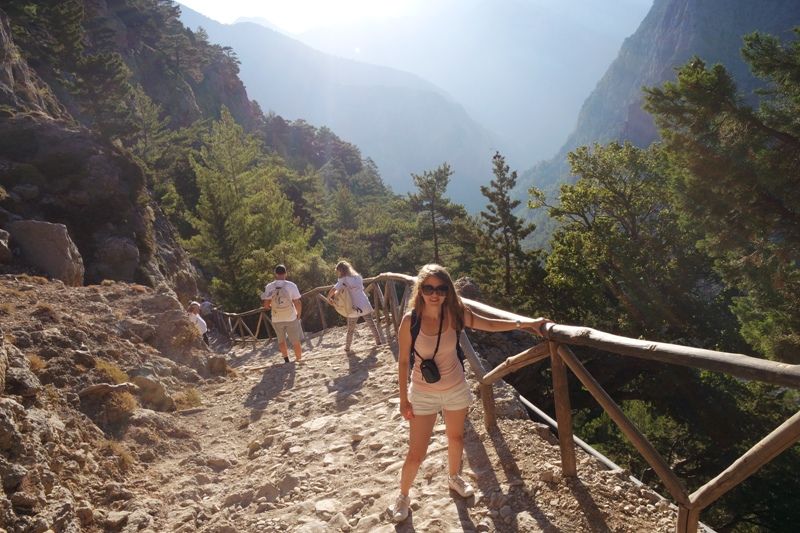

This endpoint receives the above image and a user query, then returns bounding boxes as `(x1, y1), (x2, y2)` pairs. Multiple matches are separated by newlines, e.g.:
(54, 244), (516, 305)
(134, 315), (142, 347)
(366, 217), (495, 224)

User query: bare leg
(364, 313), (382, 344)
(443, 407), (468, 476)
(399, 413), (437, 495)
(292, 341), (302, 361)
(278, 341), (288, 358)
(345, 317), (357, 350)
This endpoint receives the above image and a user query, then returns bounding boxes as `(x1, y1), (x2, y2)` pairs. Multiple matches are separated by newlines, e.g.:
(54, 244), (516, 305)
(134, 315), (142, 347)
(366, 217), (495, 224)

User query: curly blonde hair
(335, 260), (358, 277)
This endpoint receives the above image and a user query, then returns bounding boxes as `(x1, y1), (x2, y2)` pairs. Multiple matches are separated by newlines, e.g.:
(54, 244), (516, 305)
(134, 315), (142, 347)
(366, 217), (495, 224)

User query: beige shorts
(273, 319), (302, 344)
(408, 380), (472, 416)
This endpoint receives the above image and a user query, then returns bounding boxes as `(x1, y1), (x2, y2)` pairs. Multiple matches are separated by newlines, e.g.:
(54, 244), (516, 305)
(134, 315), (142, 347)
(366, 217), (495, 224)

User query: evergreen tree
(74, 51), (135, 139)
(127, 85), (172, 172)
(408, 163), (466, 264)
(187, 108), (305, 309)
(480, 152), (535, 297)
(643, 30), (800, 362)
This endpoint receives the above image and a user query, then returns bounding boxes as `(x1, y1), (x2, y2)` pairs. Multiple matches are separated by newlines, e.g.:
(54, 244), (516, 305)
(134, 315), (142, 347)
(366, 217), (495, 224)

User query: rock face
(0, 11), (70, 120)
(522, 0), (800, 191)
(0, 8), (200, 300)
(8, 220), (84, 285)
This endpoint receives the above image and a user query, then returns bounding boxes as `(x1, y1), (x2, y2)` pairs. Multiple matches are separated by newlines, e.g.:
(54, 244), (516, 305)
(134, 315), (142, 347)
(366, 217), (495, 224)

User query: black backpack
(409, 309), (466, 372)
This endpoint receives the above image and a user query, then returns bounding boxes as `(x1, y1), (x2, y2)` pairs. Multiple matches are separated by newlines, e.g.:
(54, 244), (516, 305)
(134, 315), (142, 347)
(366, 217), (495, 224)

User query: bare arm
(293, 298), (302, 317)
(397, 313), (414, 420)
(262, 299), (271, 310)
(464, 307), (551, 336)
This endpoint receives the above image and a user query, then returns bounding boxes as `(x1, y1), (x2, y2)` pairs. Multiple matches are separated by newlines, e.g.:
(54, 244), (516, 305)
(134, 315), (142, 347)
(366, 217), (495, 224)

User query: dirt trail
(131, 323), (681, 533)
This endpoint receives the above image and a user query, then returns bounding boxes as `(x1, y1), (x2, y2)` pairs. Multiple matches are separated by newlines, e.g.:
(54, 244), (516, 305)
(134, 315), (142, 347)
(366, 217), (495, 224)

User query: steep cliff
(520, 0), (800, 195)
(0, 0), (278, 300)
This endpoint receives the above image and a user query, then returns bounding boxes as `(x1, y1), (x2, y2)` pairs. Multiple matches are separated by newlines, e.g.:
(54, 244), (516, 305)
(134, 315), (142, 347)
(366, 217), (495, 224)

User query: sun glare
(178, 0), (420, 33)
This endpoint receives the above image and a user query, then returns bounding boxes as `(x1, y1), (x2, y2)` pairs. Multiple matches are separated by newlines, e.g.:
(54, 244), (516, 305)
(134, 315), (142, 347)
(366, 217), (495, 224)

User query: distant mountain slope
(298, 0), (654, 168)
(520, 0), (800, 197)
(179, 6), (498, 209)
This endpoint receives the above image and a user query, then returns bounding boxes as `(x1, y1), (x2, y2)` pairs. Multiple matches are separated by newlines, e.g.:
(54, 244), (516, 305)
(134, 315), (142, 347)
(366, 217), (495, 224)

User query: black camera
(419, 358), (441, 383)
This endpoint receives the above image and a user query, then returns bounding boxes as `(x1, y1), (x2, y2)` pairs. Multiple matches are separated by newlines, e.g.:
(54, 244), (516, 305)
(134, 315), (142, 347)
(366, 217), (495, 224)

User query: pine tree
(127, 85), (172, 172)
(480, 152), (535, 297)
(187, 108), (303, 308)
(408, 163), (465, 264)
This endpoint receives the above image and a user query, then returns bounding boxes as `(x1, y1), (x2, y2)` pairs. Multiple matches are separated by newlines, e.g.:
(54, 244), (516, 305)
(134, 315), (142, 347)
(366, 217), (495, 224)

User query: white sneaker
(448, 474), (475, 498)
(390, 493), (410, 522)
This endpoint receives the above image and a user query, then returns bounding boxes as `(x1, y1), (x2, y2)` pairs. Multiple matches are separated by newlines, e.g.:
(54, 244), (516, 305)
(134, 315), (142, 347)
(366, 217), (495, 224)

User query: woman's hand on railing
(520, 317), (553, 336)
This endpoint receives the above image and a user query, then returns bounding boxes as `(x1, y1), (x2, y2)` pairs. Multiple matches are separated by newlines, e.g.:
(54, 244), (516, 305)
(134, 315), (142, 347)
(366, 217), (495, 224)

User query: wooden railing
(221, 272), (800, 533)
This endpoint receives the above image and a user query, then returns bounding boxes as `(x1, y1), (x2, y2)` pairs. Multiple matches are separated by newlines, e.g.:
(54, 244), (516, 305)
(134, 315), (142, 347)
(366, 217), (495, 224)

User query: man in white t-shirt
(187, 301), (209, 346)
(261, 264), (303, 363)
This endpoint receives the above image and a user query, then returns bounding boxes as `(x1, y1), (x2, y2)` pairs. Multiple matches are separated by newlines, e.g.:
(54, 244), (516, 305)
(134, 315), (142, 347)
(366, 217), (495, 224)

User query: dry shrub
(103, 391), (138, 428)
(173, 387), (202, 410)
(172, 320), (200, 350)
(129, 284), (149, 294)
(0, 287), (25, 298)
(26, 353), (46, 373)
(101, 279), (115, 286)
(0, 303), (12, 316)
(32, 302), (59, 322)
(126, 426), (160, 446)
(17, 274), (48, 284)
(95, 359), (128, 384)
(100, 440), (135, 472)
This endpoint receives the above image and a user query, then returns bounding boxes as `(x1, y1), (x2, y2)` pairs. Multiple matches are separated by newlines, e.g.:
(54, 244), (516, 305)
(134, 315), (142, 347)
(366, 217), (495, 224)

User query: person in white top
(389, 263), (551, 523)
(187, 301), (208, 345)
(261, 264), (303, 363)
(327, 260), (382, 352)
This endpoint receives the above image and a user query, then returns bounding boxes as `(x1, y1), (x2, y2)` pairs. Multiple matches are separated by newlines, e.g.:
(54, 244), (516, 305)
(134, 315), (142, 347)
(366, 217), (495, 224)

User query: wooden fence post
(316, 294), (328, 330)
(550, 341), (577, 477)
(676, 506), (699, 533)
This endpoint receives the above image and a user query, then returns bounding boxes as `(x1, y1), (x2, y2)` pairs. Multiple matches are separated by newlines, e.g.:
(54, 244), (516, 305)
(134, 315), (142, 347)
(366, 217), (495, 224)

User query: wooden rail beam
(546, 324), (800, 389)
(691, 409), (800, 510)
(557, 345), (690, 506)
(483, 343), (550, 385)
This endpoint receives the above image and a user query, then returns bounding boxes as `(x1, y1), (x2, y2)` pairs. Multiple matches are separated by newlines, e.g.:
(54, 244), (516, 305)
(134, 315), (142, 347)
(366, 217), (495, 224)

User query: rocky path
(131, 324), (682, 533)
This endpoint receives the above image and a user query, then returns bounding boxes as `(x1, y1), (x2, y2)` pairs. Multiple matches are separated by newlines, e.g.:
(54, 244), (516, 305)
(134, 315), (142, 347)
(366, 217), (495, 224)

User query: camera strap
(413, 306), (444, 364)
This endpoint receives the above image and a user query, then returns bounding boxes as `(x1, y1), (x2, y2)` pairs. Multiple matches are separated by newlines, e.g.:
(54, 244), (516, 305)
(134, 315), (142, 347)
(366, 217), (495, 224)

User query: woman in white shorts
(390, 263), (550, 522)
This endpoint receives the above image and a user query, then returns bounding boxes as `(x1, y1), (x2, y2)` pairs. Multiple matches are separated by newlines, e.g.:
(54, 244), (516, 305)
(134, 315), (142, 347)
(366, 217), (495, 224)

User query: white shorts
(408, 380), (472, 416)
(273, 319), (302, 344)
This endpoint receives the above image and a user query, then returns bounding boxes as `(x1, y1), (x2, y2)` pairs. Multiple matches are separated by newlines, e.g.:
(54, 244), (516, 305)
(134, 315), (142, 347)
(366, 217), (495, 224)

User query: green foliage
(643, 31), (800, 362)
(408, 163), (469, 265)
(530, 142), (736, 343)
(478, 152), (536, 299)
(186, 107), (311, 310)
(126, 85), (173, 171)
(74, 51), (136, 139)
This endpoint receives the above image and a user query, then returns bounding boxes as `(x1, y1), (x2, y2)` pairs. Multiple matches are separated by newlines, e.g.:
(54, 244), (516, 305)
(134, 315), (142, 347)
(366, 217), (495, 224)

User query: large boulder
(8, 220), (84, 286)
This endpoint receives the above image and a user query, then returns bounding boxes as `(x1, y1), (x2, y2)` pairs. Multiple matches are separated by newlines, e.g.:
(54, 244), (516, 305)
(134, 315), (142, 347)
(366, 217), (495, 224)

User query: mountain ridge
(179, 5), (498, 209)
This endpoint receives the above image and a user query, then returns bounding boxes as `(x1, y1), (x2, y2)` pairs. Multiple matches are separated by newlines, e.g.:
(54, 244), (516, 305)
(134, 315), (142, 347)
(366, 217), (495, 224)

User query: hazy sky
(178, 0), (425, 33)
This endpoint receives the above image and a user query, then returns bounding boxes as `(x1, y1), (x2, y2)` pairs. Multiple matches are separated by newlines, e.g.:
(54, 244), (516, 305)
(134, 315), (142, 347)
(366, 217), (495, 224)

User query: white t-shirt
(261, 280), (302, 323)
(188, 313), (207, 335)
(334, 275), (374, 318)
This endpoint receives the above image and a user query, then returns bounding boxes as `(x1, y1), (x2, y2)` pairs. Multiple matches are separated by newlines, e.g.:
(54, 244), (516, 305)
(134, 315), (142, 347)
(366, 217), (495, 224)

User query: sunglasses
(421, 284), (449, 296)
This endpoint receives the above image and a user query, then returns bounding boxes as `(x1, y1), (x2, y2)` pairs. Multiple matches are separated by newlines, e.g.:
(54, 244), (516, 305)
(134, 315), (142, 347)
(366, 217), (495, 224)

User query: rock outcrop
(0, 9), (71, 120)
(8, 220), (84, 285)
